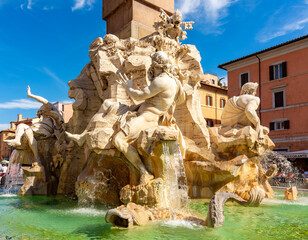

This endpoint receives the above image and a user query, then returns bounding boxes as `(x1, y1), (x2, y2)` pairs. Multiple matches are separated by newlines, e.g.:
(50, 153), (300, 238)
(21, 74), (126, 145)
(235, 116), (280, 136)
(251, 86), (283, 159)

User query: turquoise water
(0, 190), (307, 240)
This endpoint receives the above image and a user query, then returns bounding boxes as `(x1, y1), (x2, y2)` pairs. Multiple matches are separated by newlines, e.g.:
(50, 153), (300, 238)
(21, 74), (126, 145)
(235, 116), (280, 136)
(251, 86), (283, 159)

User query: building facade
(199, 74), (228, 126)
(102, 0), (174, 39)
(219, 35), (308, 153)
(53, 102), (73, 123)
(0, 129), (14, 161)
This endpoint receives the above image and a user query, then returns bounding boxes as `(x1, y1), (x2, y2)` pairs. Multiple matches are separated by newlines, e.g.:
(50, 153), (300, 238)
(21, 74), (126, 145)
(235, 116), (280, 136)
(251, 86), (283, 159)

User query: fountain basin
(0, 189), (307, 240)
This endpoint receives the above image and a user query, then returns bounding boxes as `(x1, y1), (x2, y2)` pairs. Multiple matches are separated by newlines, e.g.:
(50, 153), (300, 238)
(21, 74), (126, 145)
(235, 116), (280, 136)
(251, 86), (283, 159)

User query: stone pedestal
(18, 164), (47, 196)
(284, 186), (298, 200)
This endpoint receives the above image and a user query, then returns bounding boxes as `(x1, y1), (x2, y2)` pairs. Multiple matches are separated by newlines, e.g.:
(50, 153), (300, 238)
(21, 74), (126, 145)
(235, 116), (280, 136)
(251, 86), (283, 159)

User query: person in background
(0, 163), (7, 185)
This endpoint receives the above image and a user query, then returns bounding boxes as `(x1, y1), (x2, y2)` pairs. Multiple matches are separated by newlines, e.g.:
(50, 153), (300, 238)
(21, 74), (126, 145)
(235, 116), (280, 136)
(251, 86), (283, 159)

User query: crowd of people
(0, 163), (8, 185)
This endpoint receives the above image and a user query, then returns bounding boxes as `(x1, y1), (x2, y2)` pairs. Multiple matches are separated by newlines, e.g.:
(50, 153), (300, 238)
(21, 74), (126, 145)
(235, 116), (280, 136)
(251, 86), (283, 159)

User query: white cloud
(177, 0), (238, 25)
(60, 100), (74, 104)
(0, 99), (42, 109)
(42, 67), (68, 89)
(43, 6), (54, 11)
(0, 124), (10, 131)
(257, 2), (308, 42)
(259, 18), (308, 42)
(20, 0), (34, 10)
(27, 0), (33, 9)
(72, 0), (95, 11)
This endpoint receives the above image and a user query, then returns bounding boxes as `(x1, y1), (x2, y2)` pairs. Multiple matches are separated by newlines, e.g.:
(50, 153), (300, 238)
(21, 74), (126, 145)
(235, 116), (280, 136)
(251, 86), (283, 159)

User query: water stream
(162, 142), (188, 211)
(2, 150), (24, 194)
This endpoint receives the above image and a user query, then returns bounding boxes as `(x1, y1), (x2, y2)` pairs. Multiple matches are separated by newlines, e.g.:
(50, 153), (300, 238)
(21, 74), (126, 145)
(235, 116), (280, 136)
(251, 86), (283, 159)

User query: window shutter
(284, 120), (290, 129)
(269, 65), (274, 80)
(282, 62), (287, 78)
(274, 91), (284, 108)
(206, 96), (208, 105)
(270, 122), (275, 130)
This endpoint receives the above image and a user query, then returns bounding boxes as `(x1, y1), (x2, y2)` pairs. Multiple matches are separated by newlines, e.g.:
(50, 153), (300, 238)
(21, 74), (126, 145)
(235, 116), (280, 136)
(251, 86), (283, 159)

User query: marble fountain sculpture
(5, 9), (276, 228)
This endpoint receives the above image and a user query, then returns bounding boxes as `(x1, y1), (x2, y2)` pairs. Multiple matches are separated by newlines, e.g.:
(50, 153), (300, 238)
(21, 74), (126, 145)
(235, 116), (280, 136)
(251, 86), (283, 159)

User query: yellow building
(199, 74), (228, 127)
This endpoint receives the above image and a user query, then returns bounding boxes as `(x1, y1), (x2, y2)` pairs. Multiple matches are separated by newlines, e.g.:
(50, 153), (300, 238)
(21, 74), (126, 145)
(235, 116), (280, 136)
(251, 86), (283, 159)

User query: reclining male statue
(5, 86), (64, 166)
(220, 82), (269, 141)
(66, 51), (185, 185)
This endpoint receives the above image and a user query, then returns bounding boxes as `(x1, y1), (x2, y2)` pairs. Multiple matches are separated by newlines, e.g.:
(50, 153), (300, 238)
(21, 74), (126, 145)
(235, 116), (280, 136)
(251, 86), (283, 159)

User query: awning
(1, 160), (9, 164)
(281, 150), (308, 158)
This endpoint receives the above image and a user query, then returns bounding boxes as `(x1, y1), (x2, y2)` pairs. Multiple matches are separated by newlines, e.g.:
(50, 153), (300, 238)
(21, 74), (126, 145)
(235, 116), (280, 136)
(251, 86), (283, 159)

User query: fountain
(1, 8), (307, 239)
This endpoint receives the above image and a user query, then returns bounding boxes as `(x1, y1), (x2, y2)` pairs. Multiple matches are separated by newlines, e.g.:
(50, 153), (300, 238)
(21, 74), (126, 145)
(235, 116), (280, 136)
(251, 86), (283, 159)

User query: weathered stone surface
(76, 154), (130, 206)
(106, 186), (265, 229)
(285, 186), (298, 200)
(18, 163), (47, 196)
(209, 126), (275, 158)
(119, 178), (165, 207)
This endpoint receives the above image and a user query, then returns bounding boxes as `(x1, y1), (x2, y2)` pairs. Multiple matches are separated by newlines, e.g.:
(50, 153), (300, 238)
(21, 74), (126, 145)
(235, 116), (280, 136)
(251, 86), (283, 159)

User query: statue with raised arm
(5, 86), (64, 165)
(66, 51), (185, 185)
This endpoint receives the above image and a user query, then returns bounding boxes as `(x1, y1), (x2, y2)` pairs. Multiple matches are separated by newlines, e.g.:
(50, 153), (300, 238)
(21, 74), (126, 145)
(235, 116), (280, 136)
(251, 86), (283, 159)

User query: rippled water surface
(0, 190), (307, 240)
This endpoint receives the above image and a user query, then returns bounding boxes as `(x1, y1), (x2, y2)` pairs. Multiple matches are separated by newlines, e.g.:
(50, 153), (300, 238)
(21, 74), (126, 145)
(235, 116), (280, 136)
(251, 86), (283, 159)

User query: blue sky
(0, 0), (307, 130)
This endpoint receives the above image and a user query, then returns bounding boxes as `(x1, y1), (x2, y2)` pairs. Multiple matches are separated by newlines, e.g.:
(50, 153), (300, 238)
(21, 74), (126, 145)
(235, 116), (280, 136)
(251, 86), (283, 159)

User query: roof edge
(218, 34), (308, 70)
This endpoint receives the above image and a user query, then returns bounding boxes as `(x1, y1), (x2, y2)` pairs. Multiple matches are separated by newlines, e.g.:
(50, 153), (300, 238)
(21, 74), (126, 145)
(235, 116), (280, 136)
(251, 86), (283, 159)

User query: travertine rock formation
(105, 186), (265, 228)
(284, 186), (298, 200)
(10, 9), (276, 214)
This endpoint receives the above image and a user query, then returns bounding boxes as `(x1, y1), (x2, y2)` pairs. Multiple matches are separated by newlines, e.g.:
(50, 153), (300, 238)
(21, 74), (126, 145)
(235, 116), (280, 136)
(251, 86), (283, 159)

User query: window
(270, 120), (290, 131)
(220, 98), (226, 108)
(4, 147), (7, 150)
(239, 71), (249, 87)
(211, 79), (215, 84)
(206, 95), (213, 106)
(274, 91), (284, 108)
(269, 62), (287, 80)
(207, 119), (214, 127)
(272, 85), (286, 108)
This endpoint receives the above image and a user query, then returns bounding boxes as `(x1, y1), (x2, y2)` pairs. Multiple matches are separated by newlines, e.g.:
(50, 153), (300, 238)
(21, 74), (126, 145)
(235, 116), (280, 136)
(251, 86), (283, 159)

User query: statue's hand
(27, 85), (31, 96)
(117, 72), (133, 90)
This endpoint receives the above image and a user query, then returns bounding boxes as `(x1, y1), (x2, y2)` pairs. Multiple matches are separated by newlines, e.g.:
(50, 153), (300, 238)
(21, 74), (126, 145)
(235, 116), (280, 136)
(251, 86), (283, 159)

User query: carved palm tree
(218, 77), (225, 87)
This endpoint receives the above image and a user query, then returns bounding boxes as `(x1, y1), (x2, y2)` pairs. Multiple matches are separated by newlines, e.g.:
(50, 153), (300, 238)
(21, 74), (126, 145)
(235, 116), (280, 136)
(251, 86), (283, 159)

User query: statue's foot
(4, 139), (21, 147)
(65, 131), (85, 147)
(139, 173), (154, 185)
(31, 161), (42, 168)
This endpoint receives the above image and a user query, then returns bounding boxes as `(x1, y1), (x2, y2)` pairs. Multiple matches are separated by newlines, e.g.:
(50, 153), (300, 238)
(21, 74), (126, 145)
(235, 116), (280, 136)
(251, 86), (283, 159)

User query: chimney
(17, 114), (22, 122)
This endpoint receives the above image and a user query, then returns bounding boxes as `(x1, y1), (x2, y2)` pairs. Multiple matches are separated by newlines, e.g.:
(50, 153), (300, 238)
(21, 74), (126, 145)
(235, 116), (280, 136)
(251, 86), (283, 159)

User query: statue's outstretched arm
(27, 85), (49, 104)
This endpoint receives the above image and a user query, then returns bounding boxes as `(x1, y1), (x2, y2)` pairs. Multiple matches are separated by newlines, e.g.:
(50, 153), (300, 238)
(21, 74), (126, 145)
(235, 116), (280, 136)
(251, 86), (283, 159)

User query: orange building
(219, 34), (308, 153)
(102, 0), (174, 39)
(0, 129), (14, 161)
(53, 102), (73, 123)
